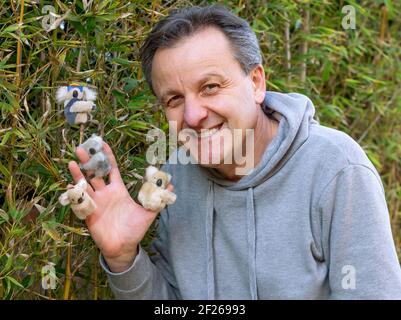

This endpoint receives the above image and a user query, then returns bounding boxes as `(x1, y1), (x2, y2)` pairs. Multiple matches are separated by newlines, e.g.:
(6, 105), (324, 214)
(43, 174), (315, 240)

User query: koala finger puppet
(59, 178), (96, 220)
(138, 166), (177, 212)
(79, 134), (111, 178)
(56, 84), (97, 125)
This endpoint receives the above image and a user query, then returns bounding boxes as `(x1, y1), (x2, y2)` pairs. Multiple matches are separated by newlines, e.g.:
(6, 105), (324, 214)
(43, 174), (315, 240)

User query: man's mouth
(197, 123), (224, 139)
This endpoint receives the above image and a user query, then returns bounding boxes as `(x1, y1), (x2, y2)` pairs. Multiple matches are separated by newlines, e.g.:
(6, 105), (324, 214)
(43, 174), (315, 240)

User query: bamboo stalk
(40, 51), (46, 115)
(373, 4), (389, 65)
(300, 6), (309, 84)
(76, 48), (83, 73)
(379, 4), (388, 44)
(63, 211), (74, 300)
(8, 0), (25, 177)
(284, 12), (291, 82)
(15, 0), (25, 87)
(63, 47), (85, 300)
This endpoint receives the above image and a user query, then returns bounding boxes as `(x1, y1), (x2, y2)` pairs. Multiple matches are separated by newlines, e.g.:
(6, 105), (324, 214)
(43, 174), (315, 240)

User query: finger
(76, 146), (90, 163)
(167, 184), (174, 192)
(102, 142), (123, 183)
(89, 176), (106, 190)
(68, 161), (95, 196)
(68, 160), (86, 183)
(75, 146), (107, 189)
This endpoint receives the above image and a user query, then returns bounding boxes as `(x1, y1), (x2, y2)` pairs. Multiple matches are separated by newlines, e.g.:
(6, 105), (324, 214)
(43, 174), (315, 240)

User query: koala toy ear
(59, 192), (71, 206)
(145, 166), (158, 181)
(56, 86), (68, 104)
(83, 87), (97, 101)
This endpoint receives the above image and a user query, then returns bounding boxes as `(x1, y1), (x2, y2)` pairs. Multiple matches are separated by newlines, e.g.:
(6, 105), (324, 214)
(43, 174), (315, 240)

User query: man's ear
(250, 64), (266, 104)
(59, 193), (70, 206)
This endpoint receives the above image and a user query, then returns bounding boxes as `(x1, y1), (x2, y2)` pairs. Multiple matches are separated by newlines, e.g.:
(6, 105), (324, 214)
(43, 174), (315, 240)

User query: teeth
(199, 126), (221, 138)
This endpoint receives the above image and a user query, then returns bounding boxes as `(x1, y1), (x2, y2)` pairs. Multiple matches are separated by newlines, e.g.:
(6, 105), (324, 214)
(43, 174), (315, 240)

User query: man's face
(151, 27), (265, 168)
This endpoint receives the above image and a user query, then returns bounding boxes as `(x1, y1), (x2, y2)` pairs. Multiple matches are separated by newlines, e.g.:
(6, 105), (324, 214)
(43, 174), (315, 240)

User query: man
(68, 5), (401, 299)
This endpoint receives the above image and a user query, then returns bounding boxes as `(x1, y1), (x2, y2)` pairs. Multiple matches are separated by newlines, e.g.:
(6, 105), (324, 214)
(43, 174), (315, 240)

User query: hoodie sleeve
(99, 208), (181, 300)
(318, 164), (401, 299)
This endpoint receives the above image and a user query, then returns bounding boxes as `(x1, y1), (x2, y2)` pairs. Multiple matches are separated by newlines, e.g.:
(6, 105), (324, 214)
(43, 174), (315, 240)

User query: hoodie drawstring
(247, 187), (258, 300)
(206, 180), (258, 300)
(206, 180), (215, 300)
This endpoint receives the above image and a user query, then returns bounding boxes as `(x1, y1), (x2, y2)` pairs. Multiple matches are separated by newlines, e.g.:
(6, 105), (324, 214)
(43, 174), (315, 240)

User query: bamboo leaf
(6, 276), (24, 289)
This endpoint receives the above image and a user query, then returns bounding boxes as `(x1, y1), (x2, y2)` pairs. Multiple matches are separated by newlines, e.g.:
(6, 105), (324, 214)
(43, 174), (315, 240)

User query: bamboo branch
(357, 89), (400, 143)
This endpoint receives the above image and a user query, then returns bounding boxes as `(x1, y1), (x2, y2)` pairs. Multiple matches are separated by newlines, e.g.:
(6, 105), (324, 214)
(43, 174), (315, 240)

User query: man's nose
(183, 98), (208, 128)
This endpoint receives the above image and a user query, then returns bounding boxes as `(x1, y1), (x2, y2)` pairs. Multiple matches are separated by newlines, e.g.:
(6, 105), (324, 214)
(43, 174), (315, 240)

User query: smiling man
(149, 24), (278, 178)
(68, 5), (401, 299)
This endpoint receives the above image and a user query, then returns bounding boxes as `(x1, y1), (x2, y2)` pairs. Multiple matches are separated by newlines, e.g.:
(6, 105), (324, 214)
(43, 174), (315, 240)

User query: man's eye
(203, 83), (219, 94)
(167, 96), (182, 108)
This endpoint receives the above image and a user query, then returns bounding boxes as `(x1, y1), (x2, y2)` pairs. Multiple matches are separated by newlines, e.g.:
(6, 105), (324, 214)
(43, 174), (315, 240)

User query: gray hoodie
(100, 91), (401, 299)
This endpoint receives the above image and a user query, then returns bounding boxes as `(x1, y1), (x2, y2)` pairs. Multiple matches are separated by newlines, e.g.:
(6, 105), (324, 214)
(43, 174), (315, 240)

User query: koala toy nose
(89, 148), (96, 155)
(78, 197), (83, 204)
(73, 90), (78, 98)
(156, 179), (163, 187)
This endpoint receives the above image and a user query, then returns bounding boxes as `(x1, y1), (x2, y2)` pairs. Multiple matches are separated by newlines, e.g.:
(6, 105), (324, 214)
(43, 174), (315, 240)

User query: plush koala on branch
(79, 134), (111, 178)
(56, 84), (97, 125)
(59, 178), (96, 220)
(138, 166), (177, 212)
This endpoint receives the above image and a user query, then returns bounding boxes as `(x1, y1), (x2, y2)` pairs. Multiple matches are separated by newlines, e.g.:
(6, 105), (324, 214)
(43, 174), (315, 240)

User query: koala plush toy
(56, 85), (97, 125)
(79, 134), (111, 178)
(59, 178), (96, 220)
(138, 166), (177, 212)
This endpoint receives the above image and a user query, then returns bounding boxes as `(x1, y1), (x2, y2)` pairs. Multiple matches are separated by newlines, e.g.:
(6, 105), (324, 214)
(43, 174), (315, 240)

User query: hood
(202, 91), (318, 190)
(201, 91), (318, 300)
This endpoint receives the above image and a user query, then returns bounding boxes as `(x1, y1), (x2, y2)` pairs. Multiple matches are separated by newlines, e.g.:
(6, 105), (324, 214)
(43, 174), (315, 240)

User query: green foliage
(0, 0), (400, 299)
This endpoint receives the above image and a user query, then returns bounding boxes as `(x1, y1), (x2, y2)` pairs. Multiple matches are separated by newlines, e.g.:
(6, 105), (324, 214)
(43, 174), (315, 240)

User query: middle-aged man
(68, 5), (401, 299)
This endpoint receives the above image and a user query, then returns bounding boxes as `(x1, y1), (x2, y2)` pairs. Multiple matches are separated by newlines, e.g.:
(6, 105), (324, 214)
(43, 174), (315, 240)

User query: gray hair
(139, 5), (262, 94)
